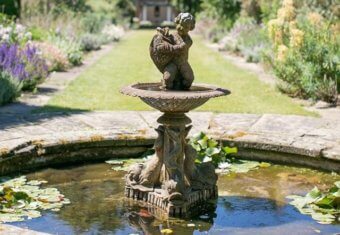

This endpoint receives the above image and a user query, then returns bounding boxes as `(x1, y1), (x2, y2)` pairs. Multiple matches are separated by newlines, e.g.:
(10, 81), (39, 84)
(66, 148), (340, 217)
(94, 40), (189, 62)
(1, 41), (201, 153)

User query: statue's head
(174, 13), (195, 35)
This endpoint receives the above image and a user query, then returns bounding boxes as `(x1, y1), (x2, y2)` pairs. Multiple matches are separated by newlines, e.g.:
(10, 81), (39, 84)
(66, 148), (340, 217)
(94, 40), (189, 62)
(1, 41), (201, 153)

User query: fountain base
(125, 186), (218, 217)
(120, 83), (229, 217)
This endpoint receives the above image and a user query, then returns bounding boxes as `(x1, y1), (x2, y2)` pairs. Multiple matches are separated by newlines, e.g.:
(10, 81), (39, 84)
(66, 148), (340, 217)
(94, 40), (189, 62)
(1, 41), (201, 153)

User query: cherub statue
(150, 13), (195, 90)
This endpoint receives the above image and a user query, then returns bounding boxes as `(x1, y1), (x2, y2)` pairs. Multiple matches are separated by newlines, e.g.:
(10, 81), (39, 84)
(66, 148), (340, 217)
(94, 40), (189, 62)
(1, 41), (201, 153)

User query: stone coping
(0, 111), (339, 175)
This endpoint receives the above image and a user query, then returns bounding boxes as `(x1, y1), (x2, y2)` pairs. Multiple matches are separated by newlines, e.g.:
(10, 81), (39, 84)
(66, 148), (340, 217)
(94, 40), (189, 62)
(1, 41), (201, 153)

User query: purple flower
(0, 42), (48, 85)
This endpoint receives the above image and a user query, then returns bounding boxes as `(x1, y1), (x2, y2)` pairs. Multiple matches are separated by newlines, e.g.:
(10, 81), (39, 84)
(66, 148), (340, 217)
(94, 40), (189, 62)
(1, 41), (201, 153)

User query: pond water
(9, 162), (340, 235)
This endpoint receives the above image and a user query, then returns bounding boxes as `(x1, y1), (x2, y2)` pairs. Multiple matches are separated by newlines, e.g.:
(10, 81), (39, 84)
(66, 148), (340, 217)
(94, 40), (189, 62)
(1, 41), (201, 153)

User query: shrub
(0, 23), (31, 45)
(0, 43), (48, 91)
(35, 42), (69, 72)
(21, 45), (49, 90)
(101, 24), (124, 43)
(197, 0), (242, 30)
(28, 26), (48, 41)
(80, 33), (102, 51)
(81, 13), (109, 34)
(0, 43), (27, 81)
(0, 71), (21, 105)
(220, 17), (271, 63)
(48, 35), (83, 66)
(267, 0), (339, 103)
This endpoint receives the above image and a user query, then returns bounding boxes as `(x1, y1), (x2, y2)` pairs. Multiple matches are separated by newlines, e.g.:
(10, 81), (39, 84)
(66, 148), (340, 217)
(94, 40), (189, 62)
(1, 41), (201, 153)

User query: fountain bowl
(120, 83), (230, 113)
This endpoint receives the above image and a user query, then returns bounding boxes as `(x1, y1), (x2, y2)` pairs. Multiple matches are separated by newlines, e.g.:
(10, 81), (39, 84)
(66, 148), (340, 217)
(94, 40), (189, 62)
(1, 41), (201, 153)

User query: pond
(9, 162), (340, 235)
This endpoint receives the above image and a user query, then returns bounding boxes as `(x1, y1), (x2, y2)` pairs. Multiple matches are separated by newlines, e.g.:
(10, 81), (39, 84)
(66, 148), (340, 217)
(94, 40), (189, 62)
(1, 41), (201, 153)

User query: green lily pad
(0, 176), (70, 223)
(287, 181), (340, 224)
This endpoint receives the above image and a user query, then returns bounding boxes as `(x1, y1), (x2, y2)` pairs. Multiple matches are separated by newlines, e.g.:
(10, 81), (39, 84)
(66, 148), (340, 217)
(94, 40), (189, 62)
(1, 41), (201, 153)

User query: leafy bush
(28, 26), (48, 41)
(48, 35), (83, 66)
(35, 42), (69, 72)
(80, 33), (102, 51)
(267, 0), (339, 103)
(101, 24), (124, 43)
(0, 71), (21, 105)
(0, 23), (31, 45)
(220, 17), (271, 62)
(0, 43), (48, 91)
(197, 0), (241, 30)
(21, 45), (49, 90)
(81, 12), (109, 34)
(139, 20), (153, 28)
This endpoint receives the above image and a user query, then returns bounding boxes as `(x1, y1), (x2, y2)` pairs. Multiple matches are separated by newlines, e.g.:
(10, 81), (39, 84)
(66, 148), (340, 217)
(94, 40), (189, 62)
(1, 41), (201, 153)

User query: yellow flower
(307, 12), (323, 25)
(330, 22), (340, 35)
(289, 21), (297, 30)
(282, 0), (294, 7)
(330, 23), (339, 41)
(274, 30), (283, 45)
(277, 45), (289, 61)
(268, 19), (284, 41)
(277, 5), (296, 21)
(290, 28), (304, 48)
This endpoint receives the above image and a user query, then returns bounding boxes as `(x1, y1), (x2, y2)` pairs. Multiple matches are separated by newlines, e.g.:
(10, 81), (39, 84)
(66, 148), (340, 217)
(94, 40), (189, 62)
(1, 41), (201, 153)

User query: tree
(171, 0), (203, 15)
(0, 0), (21, 18)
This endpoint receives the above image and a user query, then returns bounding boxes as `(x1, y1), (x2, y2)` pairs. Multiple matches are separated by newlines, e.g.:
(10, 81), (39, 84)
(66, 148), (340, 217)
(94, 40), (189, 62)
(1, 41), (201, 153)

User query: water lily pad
(287, 181), (340, 224)
(230, 161), (260, 173)
(0, 176), (70, 223)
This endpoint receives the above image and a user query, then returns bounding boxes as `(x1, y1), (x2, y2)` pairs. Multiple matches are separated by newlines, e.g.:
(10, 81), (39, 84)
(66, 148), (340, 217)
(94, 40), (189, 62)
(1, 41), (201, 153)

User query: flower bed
(0, 9), (125, 106)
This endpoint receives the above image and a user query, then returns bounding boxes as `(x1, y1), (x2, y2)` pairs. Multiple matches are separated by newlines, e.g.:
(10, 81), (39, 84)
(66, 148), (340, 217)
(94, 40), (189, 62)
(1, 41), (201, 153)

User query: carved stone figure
(150, 13), (195, 90)
(121, 12), (230, 217)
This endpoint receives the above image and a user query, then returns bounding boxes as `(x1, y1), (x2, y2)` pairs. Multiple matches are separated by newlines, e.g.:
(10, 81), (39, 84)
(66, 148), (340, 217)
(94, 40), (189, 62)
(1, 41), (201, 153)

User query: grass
(43, 30), (313, 115)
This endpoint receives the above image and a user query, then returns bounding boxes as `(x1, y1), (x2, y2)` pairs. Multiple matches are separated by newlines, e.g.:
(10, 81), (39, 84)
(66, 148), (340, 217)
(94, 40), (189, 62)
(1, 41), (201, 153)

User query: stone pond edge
(0, 131), (339, 175)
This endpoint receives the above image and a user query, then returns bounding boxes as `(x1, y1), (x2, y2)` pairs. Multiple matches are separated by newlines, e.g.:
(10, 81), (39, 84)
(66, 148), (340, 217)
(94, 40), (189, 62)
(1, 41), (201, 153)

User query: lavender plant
(0, 43), (48, 91)
(21, 44), (49, 90)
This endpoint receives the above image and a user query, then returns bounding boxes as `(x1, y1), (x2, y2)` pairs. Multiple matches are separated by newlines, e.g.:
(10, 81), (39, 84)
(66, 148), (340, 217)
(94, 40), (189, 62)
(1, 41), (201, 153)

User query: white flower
(25, 32), (32, 40)
(2, 34), (9, 42)
(4, 27), (11, 34)
(218, 162), (231, 169)
(203, 156), (212, 162)
(15, 24), (25, 33)
(101, 24), (124, 42)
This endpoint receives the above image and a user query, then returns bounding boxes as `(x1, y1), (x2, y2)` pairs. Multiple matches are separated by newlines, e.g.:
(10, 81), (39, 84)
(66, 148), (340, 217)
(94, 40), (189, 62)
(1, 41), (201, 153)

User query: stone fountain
(120, 13), (230, 217)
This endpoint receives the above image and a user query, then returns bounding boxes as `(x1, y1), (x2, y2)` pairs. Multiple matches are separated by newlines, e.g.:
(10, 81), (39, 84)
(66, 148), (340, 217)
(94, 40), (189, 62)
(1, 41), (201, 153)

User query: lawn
(44, 30), (313, 115)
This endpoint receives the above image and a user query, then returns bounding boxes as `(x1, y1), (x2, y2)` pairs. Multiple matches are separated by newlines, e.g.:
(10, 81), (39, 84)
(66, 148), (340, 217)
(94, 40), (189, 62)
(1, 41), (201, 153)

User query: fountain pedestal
(121, 83), (229, 217)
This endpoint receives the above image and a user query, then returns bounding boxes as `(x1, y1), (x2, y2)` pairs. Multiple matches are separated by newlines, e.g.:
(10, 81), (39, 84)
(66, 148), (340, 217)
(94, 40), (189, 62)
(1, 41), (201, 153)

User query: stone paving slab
(0, 224), (49, 235)
(0, 111), (339, 173)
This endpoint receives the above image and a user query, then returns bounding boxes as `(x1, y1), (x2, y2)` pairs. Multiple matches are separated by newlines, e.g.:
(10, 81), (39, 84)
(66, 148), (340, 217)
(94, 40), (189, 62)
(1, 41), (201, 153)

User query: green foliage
(28, 26), (48, 41)
(190, 132), (237, 167)
(0, 176), (70, 223)
(223, 17), (271, 63)
(270, 13), (339, 103)
(81, 12), (110, 34)
(171, 0), (203, 16)
(0, 72), (21, 106)
(190, 132), (272, 174)
(0, 0), (20, 18)
(198, 0), (241, 30)
(287, 181), (340, 224)
(80, 33), (102, 51)
(48, 35), (83, 66)
(56, 0), (90, 12)
(257, 0), (281, 22)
